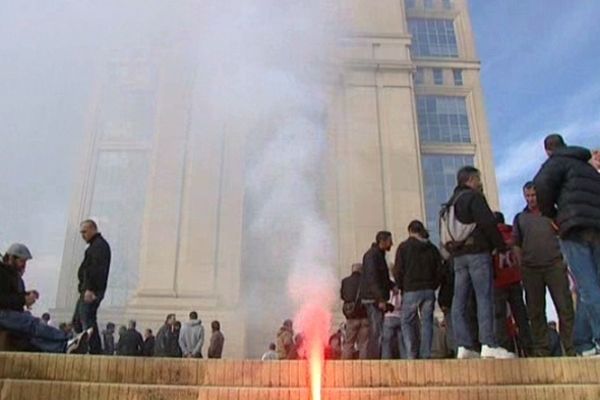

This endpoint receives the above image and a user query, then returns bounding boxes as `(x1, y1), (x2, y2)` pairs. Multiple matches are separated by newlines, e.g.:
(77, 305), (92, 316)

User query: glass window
(405, 0), (416, 9)
(433, 68), (444, 85)
(99, 90), (157, 142)
(408, 18), (459, 58)
(414, 67), (425, 85)
(416, 95), (471, 143)
(100, 58), (158, 142)
(443, 0), (453, 9)
(89, 151), (150, 307)
(453, 69), (463, 86)
(421, 154), (474, 246)
(424, 0), (434, 8)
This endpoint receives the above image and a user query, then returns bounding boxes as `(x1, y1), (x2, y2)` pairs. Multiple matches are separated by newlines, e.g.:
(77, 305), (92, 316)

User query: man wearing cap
(72, 219), (111, 354)
(0, 243), (90, 353)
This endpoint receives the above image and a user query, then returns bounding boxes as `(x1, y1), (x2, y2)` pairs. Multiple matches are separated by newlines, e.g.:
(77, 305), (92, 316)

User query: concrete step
(2, 380), (600, 400)
(2, 352), (600, 388)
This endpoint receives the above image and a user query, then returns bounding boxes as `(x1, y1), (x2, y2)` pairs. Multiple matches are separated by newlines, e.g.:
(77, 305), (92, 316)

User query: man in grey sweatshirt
(178, 311), (205, 358)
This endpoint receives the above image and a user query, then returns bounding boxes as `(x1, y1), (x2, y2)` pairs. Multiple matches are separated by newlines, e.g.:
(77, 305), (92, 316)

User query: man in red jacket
(493, 212), (533, 356)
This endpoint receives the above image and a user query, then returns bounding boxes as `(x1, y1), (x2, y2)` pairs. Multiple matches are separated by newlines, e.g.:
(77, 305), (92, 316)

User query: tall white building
(55, 0), (497, 357)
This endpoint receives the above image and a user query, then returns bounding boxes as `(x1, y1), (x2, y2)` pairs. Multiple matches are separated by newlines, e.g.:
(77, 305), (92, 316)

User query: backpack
(439, 191), (476, 259)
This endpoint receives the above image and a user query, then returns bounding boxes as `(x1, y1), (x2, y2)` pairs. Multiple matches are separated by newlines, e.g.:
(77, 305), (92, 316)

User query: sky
(1, 1), (599, 316)
(469, 0), (600, 220)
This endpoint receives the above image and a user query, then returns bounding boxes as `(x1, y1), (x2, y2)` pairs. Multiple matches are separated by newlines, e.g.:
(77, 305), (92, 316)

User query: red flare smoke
(295, 301), (331, 400)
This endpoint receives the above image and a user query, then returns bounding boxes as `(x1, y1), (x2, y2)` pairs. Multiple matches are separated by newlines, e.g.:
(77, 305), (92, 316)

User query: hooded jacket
(393, 237), (444, 293)
(534, 146), (600, 239)
(178, 319), (205, 357)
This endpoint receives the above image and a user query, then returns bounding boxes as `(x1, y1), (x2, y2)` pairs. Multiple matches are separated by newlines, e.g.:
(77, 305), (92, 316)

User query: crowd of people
(0, 218), (226, 358)
(1, 134), (599, 363)
(335, 134), (600, 360)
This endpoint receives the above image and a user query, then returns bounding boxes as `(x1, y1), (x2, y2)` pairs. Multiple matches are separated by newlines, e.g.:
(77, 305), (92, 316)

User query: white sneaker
(66, 327), (94, 354)
(481, 345), (516, 359)
(581, 348), (600, 357)
(457, 347), (480, 359)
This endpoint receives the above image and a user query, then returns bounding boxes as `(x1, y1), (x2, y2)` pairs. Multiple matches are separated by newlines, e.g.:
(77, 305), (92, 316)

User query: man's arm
(192, 326), (205, 357)
(178, 329), (189, 356)
(471, 194), (505, 251)
(392, 245), (404, 292)
(534, 159), (566, 218)
(136, 332), (144, 355)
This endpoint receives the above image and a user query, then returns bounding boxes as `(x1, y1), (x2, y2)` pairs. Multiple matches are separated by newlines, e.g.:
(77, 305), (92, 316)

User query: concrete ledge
(2, 380), (600, 400)
(1, 352), (600, 388)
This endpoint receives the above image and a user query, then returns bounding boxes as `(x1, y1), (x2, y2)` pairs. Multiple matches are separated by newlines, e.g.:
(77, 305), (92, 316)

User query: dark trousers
(72, 295), (103, 354)
(522, 262), (575, 356)
(365, 303), (384, 359)
(494, 283), (533, 355)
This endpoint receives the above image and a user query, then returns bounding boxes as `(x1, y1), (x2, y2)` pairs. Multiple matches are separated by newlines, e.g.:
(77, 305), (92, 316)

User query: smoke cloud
(1, 0), (344, 357)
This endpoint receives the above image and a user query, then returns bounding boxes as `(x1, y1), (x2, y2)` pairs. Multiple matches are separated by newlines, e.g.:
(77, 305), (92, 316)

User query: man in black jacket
(534, 134), (600, 355)
(116, 320), (144, 356)
(72, 219), (111, 354)
(340, 263), (369, 359)
(394, 220), (443, 359)
(154, 313), (178, 357)
(143, 328), (155, 357)
(360, 231), (395, 359)
(0, 243), (89, 353)
(446, 166), (514, 359)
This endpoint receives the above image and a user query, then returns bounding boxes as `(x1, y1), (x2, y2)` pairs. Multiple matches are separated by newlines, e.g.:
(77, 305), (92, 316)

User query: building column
(131, 47), (193, 302)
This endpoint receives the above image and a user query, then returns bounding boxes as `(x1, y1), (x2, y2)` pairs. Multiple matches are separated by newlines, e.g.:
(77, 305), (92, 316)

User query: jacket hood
(186, 320), (203, 327)
(553, 146), (592, 162)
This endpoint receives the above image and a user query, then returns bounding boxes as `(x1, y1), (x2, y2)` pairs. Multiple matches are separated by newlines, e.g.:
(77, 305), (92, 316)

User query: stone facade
(54, 0), (498, 358)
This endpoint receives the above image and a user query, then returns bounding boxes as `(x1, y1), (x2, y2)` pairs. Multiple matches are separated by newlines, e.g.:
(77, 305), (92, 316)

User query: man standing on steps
(513, 182), (575, 357)
(534, 134), (600, 356)
(116, 320), (144, 356)
(360, 231), (395, 359)
(444, 166), (515, 359)
(208, 320), (225, 359)
(72, 219), (111, 354)
(179, 311), (205, 358)
(340, 263), (369, 359)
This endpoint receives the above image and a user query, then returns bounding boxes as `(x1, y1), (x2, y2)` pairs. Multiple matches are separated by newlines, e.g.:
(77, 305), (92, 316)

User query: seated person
(0, 243), (90, 353)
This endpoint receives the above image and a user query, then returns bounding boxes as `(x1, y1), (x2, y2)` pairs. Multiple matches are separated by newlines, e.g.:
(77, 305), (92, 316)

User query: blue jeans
(382, 317), (406, 359)
(73, 295), (103, 354)
(364, 303), (384, 359)
(451, 253), (496, 348)
(0, 310), (67, 353)
(574, 295), (595, 354)
(400, 290), (435, 359)
(561, 239), (600, 348)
